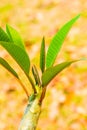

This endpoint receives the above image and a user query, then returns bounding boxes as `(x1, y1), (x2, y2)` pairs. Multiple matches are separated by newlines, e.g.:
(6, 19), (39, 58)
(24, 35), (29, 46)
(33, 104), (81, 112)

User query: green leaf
(0, 57), (19, 78)
(0, 41), (30, 75)
(46, 14), (80, 68)
(40, 37), (45, 72)
(0, 27), (10, 42)
(6, 24), (25, 50)
(42, 60), (77, 86)
(32, 65), (41, 86)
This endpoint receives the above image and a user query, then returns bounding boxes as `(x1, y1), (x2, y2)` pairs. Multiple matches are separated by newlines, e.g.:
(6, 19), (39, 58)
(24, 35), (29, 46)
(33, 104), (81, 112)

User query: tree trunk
(18, 94), (41, 130)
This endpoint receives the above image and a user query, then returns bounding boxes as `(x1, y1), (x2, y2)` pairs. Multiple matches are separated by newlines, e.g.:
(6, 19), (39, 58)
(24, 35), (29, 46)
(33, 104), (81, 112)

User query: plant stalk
(17, 78), (29, 98)
(18, 93), (41, 130)
(26, 74), (37, 93)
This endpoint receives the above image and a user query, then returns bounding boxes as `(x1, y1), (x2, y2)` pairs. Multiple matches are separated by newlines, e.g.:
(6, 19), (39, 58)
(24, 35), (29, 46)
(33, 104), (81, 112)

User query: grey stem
(18, 94), (41, 130)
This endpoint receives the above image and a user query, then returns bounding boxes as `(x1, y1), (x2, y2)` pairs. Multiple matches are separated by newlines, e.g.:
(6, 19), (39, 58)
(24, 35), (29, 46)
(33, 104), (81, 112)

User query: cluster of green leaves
(40, 14), (80, 86)
(0, 14), (81, 96)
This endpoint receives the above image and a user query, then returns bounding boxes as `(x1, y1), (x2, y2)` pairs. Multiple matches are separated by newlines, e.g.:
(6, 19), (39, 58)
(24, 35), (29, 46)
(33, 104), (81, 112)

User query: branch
(17, 78), (29, 98)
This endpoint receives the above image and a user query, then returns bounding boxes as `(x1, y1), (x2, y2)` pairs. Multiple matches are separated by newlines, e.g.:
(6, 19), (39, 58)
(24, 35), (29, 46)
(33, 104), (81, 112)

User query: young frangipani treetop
(0, 14), (85, 130)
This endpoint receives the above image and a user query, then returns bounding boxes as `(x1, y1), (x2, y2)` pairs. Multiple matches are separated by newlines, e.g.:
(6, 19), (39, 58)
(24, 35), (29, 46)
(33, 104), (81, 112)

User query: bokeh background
(0, 0), (87, 130)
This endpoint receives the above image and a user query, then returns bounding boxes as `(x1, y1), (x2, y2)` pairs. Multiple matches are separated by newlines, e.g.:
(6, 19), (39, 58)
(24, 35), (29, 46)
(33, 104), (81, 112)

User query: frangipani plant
(0, 14), (84, 130)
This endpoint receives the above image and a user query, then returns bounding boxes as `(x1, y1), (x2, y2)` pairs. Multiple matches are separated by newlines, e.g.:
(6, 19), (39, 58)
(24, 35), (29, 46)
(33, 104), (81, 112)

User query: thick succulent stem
(18, 94), (41, 130)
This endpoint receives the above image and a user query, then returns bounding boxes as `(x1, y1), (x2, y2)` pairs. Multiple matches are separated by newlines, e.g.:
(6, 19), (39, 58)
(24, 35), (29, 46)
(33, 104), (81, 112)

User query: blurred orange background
(0, 0), (87, 130)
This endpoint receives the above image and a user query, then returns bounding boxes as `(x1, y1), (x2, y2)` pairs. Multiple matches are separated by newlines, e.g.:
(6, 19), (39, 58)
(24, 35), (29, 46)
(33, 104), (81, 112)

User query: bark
(18, 94), (41, 130)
